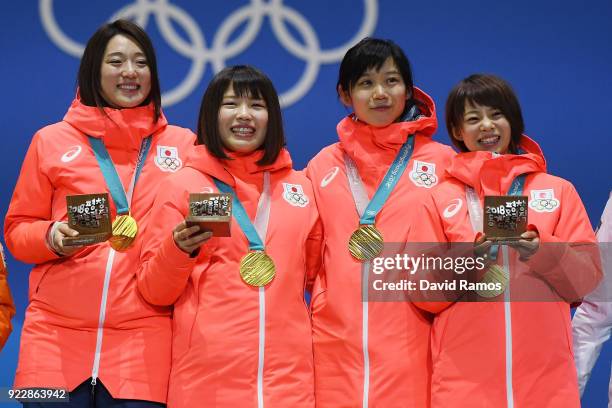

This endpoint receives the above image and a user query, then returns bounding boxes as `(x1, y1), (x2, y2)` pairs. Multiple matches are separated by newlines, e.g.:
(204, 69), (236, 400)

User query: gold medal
(348, 224), (384, 261)
(475, 264), (508, 298)
(109, 214), (138, 251)
(239, 251), (276, 287)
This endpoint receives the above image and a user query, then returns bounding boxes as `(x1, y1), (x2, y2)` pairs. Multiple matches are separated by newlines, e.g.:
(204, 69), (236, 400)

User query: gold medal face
(240, 251), (276, 287)
(109, 214), (138, 251)
(475, 264), (508, 298)
(348, 225), (384, 261)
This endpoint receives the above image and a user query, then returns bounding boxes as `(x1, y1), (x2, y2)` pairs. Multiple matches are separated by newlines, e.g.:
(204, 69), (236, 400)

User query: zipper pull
(90, 377), (97, 398)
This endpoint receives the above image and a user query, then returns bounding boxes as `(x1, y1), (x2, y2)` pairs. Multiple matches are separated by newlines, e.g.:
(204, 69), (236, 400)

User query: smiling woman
(305, 37), (456, 407)
(136, 65), (322, 407)
(77, 19), (162, 120)
(4, 19), (195, 408)
(217, 86), (269, 153)
(99, 34), (152, 109)
(408, 73), (601, 408)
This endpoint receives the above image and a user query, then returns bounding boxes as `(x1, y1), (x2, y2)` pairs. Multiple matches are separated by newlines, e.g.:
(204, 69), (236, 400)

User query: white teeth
(232, 127), (254, 133)
(479, 135), (500, 145)
(118, 84), (138, 90)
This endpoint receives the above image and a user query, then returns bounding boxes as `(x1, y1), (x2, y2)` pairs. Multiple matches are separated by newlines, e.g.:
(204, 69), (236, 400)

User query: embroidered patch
(61, 145), (82, 163)
(529, 189), (560, 213)
(283, 183), (309, 207)
(321, 166), (340, 188)
(409, 161), (438, 188)
(155, 146), (183, 172)
(443, 198), (463, 219)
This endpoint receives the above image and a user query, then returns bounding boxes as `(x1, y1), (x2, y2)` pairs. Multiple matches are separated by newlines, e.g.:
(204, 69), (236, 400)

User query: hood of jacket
(336, 86), (438, 187)
(447, 135), (547, 196)
(63, 97), (168, 152)
(184, 145), (293, 188)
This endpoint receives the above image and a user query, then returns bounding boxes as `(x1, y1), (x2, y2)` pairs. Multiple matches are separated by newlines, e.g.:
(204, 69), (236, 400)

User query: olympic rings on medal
(39, 0), (378, 107)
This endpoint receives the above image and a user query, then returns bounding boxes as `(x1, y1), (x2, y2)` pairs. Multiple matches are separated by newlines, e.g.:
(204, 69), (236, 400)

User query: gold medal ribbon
(88, 136), (152, 252)
(344, 136), (416, 261)
(214, 172), (276, 287)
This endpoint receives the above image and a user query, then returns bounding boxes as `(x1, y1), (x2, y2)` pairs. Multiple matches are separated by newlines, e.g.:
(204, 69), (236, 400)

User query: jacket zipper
(90, 247), (117, 388)
(362, 262), (370, 408)
(502, 245), (515, 408)
(257, 286), (266, 408)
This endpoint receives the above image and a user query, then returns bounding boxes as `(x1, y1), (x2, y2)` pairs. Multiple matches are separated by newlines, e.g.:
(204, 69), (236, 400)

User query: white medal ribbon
(253, 171), (272, 239)
(344, 152), (370, 218)
(465, 186), (483, 233)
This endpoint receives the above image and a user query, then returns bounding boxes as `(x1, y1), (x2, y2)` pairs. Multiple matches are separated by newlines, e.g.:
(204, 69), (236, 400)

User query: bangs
(337, 37), (413, 97)
(352, 42), (394, 80)
(229, 70), (265, 100)
(197, 65), (285, 165)
(458, 79), (510, 112)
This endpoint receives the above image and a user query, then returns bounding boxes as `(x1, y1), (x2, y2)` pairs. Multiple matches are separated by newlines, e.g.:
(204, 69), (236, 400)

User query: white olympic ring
(39, 0), (377, 107)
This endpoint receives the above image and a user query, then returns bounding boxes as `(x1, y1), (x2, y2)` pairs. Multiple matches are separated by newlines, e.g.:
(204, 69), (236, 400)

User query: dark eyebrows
(105, 51), (146, 58)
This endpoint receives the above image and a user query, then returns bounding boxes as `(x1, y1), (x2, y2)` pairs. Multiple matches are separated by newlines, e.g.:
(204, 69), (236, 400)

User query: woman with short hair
(138, 65), (321, 407)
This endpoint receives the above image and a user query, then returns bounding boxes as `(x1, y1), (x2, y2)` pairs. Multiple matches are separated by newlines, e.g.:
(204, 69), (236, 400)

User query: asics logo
(443, 198), (463, 219)
(61, 145), (82, 163)
(321, 166), (339, 188)
(40, 0), (377, 107)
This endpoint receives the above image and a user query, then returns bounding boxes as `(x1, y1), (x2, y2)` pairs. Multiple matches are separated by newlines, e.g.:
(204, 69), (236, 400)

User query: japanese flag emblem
(155, 146), (183, 172)
(283, 183), (309, 207)
(409, 161), (438, 188)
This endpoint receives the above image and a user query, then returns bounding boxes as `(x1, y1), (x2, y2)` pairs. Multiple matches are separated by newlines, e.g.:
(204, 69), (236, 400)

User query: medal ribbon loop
(213, 172), (271, 251)
(88, 136), (152, 215)
(344, 136), (415, 223)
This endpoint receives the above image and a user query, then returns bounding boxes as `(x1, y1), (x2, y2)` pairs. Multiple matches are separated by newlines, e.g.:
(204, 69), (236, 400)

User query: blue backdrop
(1, 1), (611, 406)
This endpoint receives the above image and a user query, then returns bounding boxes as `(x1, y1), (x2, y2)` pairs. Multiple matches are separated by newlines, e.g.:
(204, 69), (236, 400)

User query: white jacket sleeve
(572, 191), (612, 397)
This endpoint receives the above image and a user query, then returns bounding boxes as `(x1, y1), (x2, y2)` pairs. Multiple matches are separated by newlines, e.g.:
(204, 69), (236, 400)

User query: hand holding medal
(50, 223), (84, 256)
(173, 221), (213, 255)
(507, 230), (540, 261)
(467, 175), (529, 298)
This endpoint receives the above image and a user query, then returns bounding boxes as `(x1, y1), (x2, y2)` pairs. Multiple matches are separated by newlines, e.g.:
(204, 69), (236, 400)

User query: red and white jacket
(306, 88), (455, 407)
(137, 146), (322, 407)
(4, 98), (195, 402)
(409, 135), (601, 408)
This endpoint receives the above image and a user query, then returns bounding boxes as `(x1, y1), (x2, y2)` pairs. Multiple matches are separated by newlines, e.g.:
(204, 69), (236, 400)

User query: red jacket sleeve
(526, 182), (602, 302)
(0, 244), (15, 350)
(406, 193), (454, 314)
(137, 176), (199, 306)
(4, 132), (59, 264)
